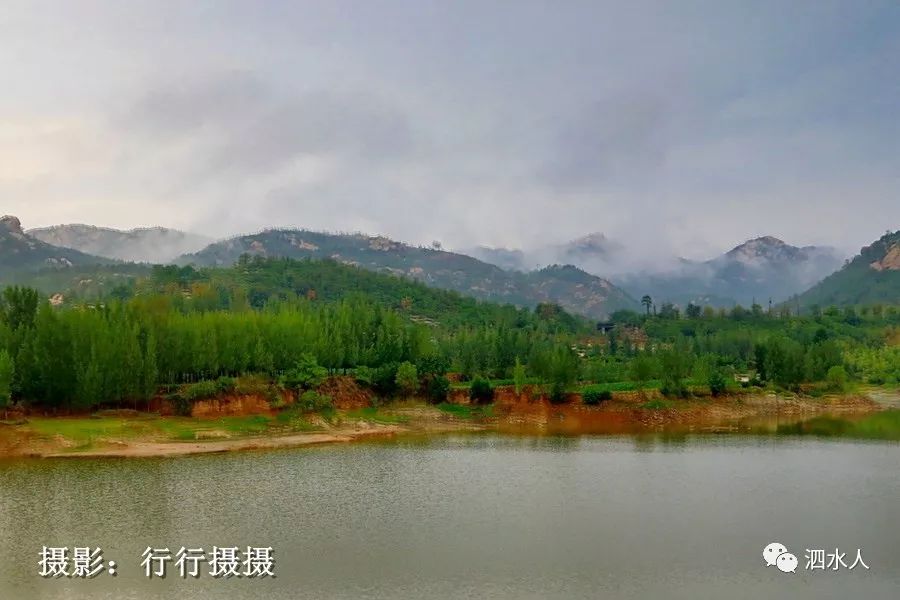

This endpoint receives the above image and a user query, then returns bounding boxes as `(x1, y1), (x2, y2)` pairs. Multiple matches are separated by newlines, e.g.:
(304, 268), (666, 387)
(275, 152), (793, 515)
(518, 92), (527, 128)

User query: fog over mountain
(468, 233), (848, 307)
(1, 2), (897, 262)
(28, 224), (211, 264)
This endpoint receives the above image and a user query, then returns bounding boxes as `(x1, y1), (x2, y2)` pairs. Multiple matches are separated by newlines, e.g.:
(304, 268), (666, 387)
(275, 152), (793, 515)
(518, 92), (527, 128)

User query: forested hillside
(2, 257), (900, 415)
(178, 229), (637, 318)
(137, 256), (589, 331)
(796, 231), (900, 308)
(0, 216), (113, 279)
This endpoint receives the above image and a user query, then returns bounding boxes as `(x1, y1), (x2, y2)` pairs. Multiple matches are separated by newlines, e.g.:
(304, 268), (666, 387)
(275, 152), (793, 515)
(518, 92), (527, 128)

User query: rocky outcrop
(870, 244), (900, 271)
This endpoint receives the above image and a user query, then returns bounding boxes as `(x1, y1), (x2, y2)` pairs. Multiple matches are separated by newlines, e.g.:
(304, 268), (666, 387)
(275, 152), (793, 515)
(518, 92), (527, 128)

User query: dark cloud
(541, 93), (671, 188)
(1, 1), (898, 259)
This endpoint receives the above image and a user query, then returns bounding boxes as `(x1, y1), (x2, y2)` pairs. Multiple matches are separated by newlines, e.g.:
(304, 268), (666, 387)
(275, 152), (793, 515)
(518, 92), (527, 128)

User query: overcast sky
(1, 0), (897, 260)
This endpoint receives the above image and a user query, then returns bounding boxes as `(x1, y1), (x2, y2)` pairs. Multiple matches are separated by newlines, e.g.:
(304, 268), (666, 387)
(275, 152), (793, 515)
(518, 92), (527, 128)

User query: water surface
(1, 434), (897, 599)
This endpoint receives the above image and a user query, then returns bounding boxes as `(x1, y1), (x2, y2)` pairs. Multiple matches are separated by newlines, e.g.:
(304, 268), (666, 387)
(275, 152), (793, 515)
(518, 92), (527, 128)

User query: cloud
(0, 0), (897, 262)
(541, 92), (671, 189)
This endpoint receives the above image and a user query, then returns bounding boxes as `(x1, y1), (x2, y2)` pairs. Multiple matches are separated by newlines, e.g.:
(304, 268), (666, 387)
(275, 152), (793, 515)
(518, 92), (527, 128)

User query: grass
(342, 407), (410, 425)
(581, 380), (662, 393)
(24, 413), (308, 445)
(436, 402), (495, 419)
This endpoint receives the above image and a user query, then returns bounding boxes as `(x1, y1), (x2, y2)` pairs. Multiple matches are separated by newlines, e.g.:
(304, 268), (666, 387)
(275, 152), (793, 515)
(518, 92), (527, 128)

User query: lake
(1, 434), (898, 599)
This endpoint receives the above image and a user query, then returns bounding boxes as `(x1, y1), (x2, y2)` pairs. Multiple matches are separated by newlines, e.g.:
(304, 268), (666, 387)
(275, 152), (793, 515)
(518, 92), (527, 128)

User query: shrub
(181, 380), (219, 402)
(280, 353), (327, 391)
(469, 377), (494, 404)
(215, 376), (236, 394)
(371, 362), (400, 396)
(427, 375), (450, 404)
(582, 388), (612, 405)
(548, 381), (569, 404)
(708, 370), (727, 397)
(395, 361), (419, 396)
(826, 365), (848, 392)
(169, 393), (191, 416)
(296, 390), (333, 413)
(354, 366), (375, 387)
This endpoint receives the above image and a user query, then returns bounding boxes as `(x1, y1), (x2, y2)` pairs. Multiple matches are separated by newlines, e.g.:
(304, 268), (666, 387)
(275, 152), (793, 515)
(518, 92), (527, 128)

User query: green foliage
(513, 356), (526, 395)
(708, 370), (727, 397)
(426, 375), (450, 404)
(582, 388), (612, 405)
(395, 361), (419, 396)
(280, 353), (327, 391)
(0, 286), (40, 331)
(628, 354), (659, 391)
(825, 365), (848, 392)
(296, 390), (333, 413)
(659, 347), (692, 397)
(181, 380), (220, 402)
(797, 230), (900, 308)
(469, 377), (494, 404)
(0, 349), (13, 409)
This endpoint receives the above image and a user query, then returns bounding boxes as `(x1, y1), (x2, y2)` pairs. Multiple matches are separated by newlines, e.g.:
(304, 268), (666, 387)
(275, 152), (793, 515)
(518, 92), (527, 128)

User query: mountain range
(2, 214), (896, 316)
(28, 224), (211, 264)
(0, 216), (113, 278)
(176, 228), (637, 319)
(470, 234), (846, 307)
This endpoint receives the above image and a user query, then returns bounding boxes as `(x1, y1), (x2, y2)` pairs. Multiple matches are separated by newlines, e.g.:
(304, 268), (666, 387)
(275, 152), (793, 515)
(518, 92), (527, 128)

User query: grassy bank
(777, 410), (900, 441)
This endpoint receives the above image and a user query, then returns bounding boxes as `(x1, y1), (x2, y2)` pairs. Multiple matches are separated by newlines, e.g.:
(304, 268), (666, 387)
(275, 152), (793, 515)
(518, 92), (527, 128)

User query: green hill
(178, 229), (637, 318)
(0, 215), (114, 281)
(796, 230), (900, 307)
(143, 256), (591, 332)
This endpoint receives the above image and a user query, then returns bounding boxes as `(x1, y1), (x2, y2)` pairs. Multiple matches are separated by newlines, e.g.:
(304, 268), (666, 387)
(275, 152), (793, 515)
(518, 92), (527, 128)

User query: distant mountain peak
(0, 215), (25, 238)
(568, 232), (612, 249)
(722, 235), (816, 266)
(27, 223), (212, 264)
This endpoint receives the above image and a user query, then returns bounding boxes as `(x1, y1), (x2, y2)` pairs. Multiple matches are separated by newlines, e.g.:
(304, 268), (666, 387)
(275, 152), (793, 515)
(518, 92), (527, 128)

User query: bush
(826, 365), (848, 392)
(354, 366), (375, 387)
(427, 375), (450, 404)
(371, 362), (400, 396)
(708, 371), (727, 397)
(296, 390), (333, 413)
(215, 376), (236, 394)
(582, 388), (612, 405)
(548, 381), (569, 404)
(181, 380), (219, 402)
(469, 377), (494, 404)
(280, 353), (327, 391)
(395, 361), (419, 396)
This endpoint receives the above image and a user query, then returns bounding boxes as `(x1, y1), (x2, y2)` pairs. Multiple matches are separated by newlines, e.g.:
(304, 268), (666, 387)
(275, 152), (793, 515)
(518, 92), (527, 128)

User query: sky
(0, 0), (898, 262)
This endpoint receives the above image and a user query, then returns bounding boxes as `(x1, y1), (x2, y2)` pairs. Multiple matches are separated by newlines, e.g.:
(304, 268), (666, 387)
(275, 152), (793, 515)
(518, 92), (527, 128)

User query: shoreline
(1, 389), (895, 459)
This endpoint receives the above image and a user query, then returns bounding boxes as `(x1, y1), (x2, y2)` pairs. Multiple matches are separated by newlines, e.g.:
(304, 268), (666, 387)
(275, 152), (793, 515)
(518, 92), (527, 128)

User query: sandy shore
(36, 426), (405, 458)
(1, 389), (893, 459)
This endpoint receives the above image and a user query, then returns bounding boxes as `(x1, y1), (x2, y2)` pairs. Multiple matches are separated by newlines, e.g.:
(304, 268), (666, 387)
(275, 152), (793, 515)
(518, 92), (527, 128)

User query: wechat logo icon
(763, 542), (798, 573)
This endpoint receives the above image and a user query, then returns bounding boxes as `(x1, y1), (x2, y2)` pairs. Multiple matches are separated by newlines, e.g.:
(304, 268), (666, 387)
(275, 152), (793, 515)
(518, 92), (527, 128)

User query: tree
(395, 361), (419, 397)
(641, 295), (653, 316)
(658, 347), (692, 397)
(513, 356), (526, 395)
(825, 365), (848, 392)
(0, 349), (13, 418)
(426, 375), (450, 404)
(628, 354), (658, 394)
(708, 370), (727, 397)
(280, 353), (327, 391)
(659, 302), (680, 320)
(0, 286), (40, 331)
(469, 377), (494, 404)
(685, 303), (702, 319)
